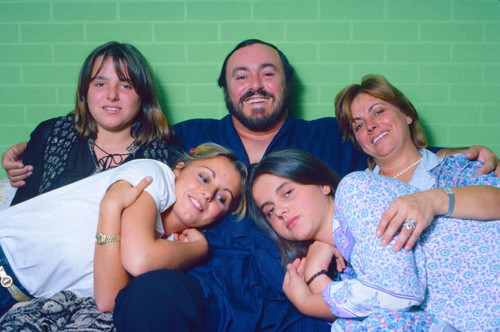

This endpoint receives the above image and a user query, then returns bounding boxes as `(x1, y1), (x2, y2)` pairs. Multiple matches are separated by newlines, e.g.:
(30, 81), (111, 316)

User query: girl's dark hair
(247, 148), (341, 267)
(73, 41), (175, 145)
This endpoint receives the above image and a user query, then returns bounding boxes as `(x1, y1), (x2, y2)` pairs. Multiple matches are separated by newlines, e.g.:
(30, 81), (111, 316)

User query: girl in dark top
(10, 41), (183, 205)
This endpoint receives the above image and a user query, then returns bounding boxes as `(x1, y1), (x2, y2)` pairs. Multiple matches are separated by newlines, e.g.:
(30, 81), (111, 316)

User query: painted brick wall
(1, 0), (499, 178)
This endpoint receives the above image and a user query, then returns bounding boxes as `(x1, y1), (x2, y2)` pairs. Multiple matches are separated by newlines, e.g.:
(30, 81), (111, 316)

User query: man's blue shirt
(174, 114), (366, 176)
(172, 115), (367, 331)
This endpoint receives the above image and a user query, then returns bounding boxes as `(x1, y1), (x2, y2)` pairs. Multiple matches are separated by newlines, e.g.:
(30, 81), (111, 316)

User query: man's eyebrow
(231, 66), (248, 75)
(260, 63), (278, 71)
(231, 63), (279, 75)
(259, 180), (289, 211)
(202, 166), (235, 201)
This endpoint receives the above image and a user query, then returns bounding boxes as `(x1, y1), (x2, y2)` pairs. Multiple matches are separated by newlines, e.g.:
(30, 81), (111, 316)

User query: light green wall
(1, 0), (499, 178)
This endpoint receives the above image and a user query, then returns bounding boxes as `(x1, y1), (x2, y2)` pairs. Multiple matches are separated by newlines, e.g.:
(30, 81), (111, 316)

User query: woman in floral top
(246, 75), (499, 331)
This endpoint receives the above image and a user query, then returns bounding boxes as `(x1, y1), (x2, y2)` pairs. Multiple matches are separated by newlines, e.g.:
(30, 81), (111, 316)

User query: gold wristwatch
(95, 232), (121, 245)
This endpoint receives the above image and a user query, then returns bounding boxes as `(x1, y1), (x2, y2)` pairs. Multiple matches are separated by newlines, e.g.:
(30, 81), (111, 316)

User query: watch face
(96, 232), (106, 244)
(96, 232), (119, 244)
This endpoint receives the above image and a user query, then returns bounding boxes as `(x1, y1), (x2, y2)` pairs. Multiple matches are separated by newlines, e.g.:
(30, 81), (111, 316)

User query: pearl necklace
(393, 157), (423, 179)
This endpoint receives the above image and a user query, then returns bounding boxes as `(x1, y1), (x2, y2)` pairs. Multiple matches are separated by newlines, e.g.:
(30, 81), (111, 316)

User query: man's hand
(464, 145), (500, 177)
(2, 142), (31, 187)
(438, 145), (500, 177)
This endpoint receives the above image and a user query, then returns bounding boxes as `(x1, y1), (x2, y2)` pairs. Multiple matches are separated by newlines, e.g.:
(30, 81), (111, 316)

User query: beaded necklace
(393, 157), (423, 179)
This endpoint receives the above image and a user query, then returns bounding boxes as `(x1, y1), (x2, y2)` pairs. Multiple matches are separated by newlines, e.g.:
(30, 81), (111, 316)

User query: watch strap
(442, 188), (455, 217)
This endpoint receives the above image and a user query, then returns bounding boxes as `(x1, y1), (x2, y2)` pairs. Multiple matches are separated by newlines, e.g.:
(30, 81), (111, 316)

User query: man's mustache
(239, 88), (275, 104)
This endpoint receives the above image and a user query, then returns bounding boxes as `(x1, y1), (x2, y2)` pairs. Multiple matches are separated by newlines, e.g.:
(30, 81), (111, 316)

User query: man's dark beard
(225, 88), (290, 131)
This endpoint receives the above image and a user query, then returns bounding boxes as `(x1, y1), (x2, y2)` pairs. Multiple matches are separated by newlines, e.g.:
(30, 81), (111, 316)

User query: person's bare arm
(377, 185), (500, 251)
(120, 193), (209, 277)
(94, 177), (151, 312)
(2, 142), (32, 187)
(303, 241), (345, 289)
(436, 145), (500, 177)
(282, 260), (336, 320)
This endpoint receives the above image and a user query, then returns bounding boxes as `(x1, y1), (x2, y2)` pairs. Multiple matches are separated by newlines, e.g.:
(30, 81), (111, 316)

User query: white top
(0, 159), (176, 298)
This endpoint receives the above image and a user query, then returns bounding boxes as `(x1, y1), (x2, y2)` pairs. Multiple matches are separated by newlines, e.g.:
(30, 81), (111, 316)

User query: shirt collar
(371, 148), (443, 191)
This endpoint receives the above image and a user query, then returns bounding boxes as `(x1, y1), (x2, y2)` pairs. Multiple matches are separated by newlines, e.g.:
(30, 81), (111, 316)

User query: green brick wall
(1, 0), (499, 178)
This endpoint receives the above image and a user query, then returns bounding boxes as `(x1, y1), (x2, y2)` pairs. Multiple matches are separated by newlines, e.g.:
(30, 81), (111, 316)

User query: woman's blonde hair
(335, 74), (427, 168)
(175, 143), (247, 218)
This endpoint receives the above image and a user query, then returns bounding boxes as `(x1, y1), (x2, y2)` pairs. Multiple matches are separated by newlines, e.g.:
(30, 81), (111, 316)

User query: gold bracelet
(95, 232), (121, 245)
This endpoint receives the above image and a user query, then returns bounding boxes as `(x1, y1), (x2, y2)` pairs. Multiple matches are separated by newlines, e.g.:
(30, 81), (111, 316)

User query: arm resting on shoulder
(2, 142), (32, 187)
(436, 145), (500, 177)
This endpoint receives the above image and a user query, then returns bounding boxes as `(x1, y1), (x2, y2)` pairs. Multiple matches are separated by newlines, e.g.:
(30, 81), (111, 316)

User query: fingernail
(381, 239), (387, 246)
(376, 230), (382, 237)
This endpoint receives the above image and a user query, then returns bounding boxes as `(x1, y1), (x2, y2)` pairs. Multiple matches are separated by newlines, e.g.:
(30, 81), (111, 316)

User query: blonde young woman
(0, 144), (246, 316)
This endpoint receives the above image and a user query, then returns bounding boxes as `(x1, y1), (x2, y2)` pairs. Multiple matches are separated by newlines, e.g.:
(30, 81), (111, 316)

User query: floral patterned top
(325, 151), (500, 331)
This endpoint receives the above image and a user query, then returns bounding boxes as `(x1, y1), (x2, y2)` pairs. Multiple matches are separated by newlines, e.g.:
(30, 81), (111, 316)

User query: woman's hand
(173, 228), (207, 245)
(283, 258), (336, 320)
(283, 259), (310, 306)
(101, 176), (152, 211)
(376, 190), (441, 251)
(172, 229), (209, 263)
